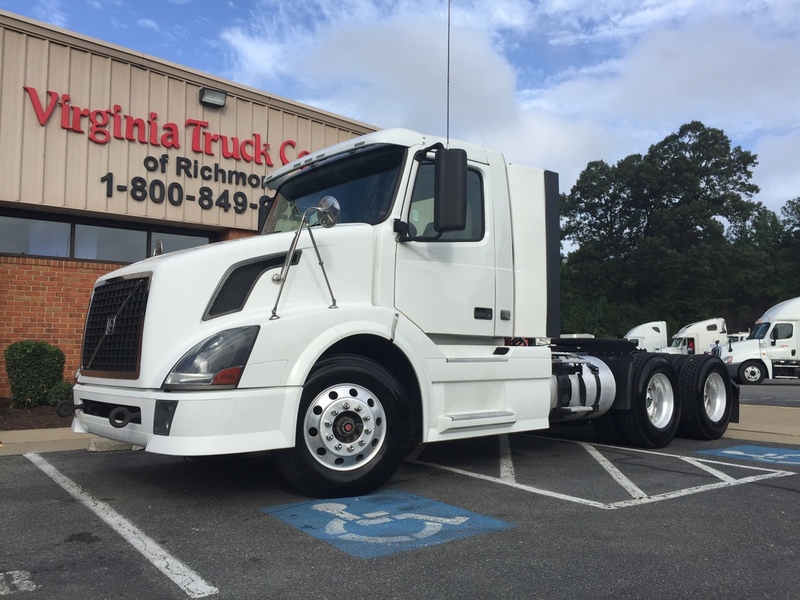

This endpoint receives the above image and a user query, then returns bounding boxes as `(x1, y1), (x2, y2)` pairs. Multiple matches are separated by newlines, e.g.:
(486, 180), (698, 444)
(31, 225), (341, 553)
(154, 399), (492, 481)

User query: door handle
(474, 307), (493, 320)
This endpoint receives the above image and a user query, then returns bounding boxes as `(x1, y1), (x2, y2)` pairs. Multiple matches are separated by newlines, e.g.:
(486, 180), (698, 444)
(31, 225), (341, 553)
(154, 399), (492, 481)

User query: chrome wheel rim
(743, 364), (762, 382)
(303, 383), (386, 471)
(645, 372), (674, 430)
(704, 372), (727, 422)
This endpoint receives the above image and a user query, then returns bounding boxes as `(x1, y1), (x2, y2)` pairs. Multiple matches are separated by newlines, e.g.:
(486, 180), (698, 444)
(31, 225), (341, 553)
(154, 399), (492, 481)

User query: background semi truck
(60, 129), (738, 497)
(721, 296), (800, 384)
(624, 321), (668, 352)
(625, 318), (727, 355)
(662, 318), (727, 355)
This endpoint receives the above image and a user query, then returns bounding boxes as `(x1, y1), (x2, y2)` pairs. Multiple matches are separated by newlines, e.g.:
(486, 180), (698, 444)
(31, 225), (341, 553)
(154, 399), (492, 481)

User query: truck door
(767, 322), (797, 361)
(395, 159), (497, 337)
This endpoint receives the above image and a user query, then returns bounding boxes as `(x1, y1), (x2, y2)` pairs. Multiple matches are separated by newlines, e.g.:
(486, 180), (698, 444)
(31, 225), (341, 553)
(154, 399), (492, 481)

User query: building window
(0, 216), (70, 257)
(75, 224), (147, 262)
(0, 211), (214, 262)
(151, 231), (208, 254)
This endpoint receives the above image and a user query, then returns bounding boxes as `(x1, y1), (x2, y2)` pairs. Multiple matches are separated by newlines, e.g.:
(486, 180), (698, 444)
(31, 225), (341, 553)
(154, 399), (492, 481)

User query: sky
(2, 0), (799, 216)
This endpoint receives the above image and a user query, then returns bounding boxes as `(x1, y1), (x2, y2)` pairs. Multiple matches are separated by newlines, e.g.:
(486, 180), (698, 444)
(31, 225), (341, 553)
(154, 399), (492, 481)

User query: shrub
(4, 340), (66, 409)
(47, 381), (74, 407)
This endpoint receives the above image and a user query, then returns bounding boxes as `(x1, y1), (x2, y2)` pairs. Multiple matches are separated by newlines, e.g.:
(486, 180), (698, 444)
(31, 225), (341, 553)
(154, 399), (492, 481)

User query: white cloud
(137, 18), (161, 33)
(218, 0), (800, 213)
(753, 131), (800, 205)
(32, 0), (67, 27)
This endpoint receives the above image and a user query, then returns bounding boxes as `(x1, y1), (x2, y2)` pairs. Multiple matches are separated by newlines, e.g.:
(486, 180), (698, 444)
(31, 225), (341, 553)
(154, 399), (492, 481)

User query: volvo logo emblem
(105, 316), (117, 335)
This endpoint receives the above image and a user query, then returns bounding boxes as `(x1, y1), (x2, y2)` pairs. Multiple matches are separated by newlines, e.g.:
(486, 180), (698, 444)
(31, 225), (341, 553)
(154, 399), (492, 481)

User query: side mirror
(433, 148), (467, 232)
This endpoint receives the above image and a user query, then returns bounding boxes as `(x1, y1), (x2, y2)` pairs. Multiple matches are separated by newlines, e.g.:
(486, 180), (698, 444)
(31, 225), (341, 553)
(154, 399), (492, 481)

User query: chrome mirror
(318, 195), (341, 228)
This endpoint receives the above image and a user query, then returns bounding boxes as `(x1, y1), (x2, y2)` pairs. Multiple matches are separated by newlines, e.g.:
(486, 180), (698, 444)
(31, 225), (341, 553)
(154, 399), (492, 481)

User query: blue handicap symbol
(697, 444), (800, 466)
(262, 489), (513, 558)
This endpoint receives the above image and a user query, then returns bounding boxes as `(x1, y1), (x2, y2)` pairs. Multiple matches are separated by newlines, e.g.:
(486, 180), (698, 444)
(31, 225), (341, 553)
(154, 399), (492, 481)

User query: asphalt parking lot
(2, 384), (799, 599)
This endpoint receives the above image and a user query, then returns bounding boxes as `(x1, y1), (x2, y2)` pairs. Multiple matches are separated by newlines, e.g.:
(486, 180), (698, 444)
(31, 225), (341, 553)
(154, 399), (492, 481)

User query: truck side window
(408, 162), (484, 241)
(772, 323), (793, 340)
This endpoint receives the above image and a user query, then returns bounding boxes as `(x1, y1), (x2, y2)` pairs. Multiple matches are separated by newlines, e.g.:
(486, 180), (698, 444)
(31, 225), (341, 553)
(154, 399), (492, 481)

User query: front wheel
(738, 360), (766, 385)
(618, 353), (680, 448)
(275, 354), (411, 498)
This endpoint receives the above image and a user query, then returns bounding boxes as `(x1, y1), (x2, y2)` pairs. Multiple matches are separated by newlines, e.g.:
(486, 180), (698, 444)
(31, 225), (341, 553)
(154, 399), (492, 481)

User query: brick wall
(0, 256), (123, 398)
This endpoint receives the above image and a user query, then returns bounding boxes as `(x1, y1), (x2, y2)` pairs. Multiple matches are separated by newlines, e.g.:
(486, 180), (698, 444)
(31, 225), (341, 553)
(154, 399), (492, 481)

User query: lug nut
(334, 443), (342, 450)
(343, 403), (350, 410)
(355, 405), (362, 412)
(326, 434), (334, 441)
(347, 445), (354, 452)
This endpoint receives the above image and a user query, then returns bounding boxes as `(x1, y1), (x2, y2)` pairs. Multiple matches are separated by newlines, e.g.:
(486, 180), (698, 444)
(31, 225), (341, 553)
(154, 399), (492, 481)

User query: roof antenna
(446, 0), (451, 146)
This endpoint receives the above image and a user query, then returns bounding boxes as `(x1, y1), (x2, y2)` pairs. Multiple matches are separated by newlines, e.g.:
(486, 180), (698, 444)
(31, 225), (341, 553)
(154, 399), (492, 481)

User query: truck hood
(719, 338), (761, 362)
(83, 224), (379, 387)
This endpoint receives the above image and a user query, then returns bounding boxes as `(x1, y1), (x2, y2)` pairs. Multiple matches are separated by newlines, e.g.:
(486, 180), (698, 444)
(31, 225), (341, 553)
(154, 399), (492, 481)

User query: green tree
(561, 121), (764, 336)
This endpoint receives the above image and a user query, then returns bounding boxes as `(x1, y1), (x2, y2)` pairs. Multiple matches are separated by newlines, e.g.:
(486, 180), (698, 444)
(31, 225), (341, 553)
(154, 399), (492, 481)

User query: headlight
(163, 326), (259, 390)
(724, 356), (733, 364)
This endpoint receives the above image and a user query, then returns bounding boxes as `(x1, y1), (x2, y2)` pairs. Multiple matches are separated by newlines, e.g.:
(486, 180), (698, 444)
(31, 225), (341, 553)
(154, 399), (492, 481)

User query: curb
(0, 427), (137, 456)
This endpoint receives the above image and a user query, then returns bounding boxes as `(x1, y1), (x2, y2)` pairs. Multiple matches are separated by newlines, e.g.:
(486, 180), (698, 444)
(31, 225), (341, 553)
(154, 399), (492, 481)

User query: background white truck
(59, 129), (738, 497)
(721, 297), (800, 384)
(624, 321), (668, 352)
(625, 318), (727, 355)
(662, 318), (727, 356)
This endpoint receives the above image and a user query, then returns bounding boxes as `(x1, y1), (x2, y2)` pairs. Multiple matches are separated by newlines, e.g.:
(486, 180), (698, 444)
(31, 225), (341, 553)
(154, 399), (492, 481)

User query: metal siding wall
(0, 29), (25, 202)
(0, 12), (374, 232)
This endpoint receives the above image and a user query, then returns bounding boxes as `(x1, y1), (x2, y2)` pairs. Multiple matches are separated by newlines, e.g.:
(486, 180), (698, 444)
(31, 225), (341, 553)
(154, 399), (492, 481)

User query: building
(0, 11), (374, 398)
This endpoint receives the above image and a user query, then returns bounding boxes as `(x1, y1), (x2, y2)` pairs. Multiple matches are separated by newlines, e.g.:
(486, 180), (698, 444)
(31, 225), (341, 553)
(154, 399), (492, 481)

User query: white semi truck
(624, 321), (668, 352)
(59, 129), (738, 497)
(662, 318), (727, 356)
(625, 318), (727, 355)
(720, 297), (800, 384)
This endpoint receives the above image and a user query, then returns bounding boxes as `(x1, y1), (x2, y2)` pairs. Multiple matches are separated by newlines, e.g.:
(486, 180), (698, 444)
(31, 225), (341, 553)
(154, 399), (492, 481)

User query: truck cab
(624, 321), (668, 352)
(660, 318), (727, 356)
(721, 297), (800, 384)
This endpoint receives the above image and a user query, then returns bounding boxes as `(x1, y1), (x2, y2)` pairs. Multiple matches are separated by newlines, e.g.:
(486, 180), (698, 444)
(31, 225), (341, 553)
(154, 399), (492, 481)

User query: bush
(47, 381), (74, 407)
(4, 340), (66, 409)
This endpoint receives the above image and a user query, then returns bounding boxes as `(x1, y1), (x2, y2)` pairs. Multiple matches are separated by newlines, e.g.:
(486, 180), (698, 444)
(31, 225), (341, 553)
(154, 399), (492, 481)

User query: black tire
(665, 353), (689, 378)
(617, 353), (680, 448)
(677, 354), (732, 440)
(738, 360), (766, 385)
(591, 411), (626, 445)
(275, 354), (411, 498)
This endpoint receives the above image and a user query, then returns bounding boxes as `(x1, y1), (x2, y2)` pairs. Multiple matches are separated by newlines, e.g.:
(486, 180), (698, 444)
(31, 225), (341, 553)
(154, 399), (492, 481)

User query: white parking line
(577, 441), (647, 499)
(25, 453), (219, 599)
(498, 435), (516, 483)
(411, 437), (796, 510)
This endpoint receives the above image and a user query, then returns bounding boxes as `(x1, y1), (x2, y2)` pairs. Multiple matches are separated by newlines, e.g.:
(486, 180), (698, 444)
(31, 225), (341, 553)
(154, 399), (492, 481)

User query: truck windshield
(749, 323), (770, 340)
(670, 338), (685, 348)
(261, 144), (406, 234)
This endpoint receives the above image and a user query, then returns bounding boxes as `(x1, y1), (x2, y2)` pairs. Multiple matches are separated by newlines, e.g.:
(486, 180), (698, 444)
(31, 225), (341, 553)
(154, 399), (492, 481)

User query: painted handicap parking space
(262, 489), (512, 558)
(412, 435), (797, 509)
(697, 444), (800, 466)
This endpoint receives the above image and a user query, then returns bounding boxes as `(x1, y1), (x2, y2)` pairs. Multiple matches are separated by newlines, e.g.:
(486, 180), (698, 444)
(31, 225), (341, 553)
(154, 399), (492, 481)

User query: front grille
(81, 275), (150, 378)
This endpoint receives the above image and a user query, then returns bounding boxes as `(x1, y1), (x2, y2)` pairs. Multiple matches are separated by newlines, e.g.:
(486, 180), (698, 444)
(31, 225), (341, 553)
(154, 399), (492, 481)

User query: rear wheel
(677, 354), (732, 440)
(591, 412), (626, 445)
(738, 360), (765, 385)
(275, 354), (411, 498)
(618, 353), (680, 448)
